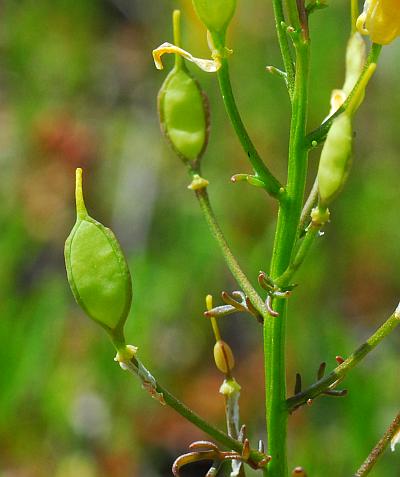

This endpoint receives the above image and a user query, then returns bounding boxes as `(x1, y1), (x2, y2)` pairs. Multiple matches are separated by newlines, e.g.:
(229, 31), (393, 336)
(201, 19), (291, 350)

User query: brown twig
(354, 412), (400, 476)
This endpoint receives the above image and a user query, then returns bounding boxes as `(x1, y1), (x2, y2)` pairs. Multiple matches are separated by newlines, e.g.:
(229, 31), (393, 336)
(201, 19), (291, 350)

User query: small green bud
(310, 206), (330, 226)
(192, 0), (237, 36)
(114, 344), (138, 367)
(187, 174), (209, 190)
(219, 377), (241, 396)
(213, 339), (235, 373)
(317, 113), (352, 206)
(64, 169), (132, 342)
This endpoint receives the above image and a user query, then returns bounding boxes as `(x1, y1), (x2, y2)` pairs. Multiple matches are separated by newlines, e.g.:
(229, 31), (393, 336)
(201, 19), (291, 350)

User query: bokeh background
(1, 0), (400, 476)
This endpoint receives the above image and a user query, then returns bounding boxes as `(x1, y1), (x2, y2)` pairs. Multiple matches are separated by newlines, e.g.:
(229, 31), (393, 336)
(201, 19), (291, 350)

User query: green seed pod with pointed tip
(157, 10), (209, 164)
(317, 113), (353, 206)
(64, 168), (132, 343)
(192, 0), (237, 35)
(158, 64), (209, 164)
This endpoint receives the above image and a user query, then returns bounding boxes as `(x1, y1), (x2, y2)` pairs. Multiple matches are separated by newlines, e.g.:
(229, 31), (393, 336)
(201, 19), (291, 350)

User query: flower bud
(192, 0), (237, 35)
(213, 340), (235, 373)
(357, 0), (400, 45)
(317, 113), (353, 206)
(64, 169), (132, 343)
(310, 206), (330, 226)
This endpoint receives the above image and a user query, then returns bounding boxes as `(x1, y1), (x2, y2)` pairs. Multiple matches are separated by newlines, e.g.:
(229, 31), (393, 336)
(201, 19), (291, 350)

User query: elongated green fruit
(317, 113), (353, 206)
(192, 0), (236, 35)
(158, 64), (209, 164)
(343, 33), (366, 96)
(157, 10), (209, 165)
(64, 168), (132, 343)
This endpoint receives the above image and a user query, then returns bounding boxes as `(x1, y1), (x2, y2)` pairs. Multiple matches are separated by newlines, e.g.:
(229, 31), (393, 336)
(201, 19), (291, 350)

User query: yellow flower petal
(357, 0), (400, 45)
(152, 42), (221, 72)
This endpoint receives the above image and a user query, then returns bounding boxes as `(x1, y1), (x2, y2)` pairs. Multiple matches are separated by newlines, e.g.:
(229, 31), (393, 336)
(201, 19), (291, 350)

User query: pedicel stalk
(64, 1), (400, 476)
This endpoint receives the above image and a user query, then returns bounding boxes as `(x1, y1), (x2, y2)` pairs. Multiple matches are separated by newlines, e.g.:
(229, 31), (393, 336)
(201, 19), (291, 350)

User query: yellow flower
(357, 0), (400, 45)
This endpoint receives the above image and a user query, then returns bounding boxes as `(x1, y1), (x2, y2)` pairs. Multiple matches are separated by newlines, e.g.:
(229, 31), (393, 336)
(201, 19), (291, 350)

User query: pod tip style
(172, 9), (181, 33)
(75, 167), (88, 219)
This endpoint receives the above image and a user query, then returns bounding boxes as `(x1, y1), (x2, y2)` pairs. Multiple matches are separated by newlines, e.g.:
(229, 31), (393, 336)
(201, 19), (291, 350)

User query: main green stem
(264, 37), (310, 477)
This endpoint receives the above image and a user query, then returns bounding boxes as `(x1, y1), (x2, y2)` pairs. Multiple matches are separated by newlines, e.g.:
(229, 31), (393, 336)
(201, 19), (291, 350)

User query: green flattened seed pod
(64, 168), (132, 344)
(343, 33), (366, 96)
(192, 0), (237, 35)
(157, 10), (209, 165)
(317, 113), (353, 206)
(158, 64), (209, 163)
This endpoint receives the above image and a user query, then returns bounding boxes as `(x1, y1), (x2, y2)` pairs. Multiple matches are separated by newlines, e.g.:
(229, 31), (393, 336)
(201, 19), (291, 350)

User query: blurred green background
(0, 1), (399, 476)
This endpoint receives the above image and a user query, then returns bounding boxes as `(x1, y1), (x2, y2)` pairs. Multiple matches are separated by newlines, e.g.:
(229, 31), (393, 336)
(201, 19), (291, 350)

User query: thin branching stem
(271, 0), (295, 97)
(275, 220), (321, 287)
(287, 307), (400, 411)
(122, 357), (268, 467)
(299, 176), (318, 232)
(354, 412), (400, 476)
(194, 186), (267, 317)
(217, 57), (284, 199)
